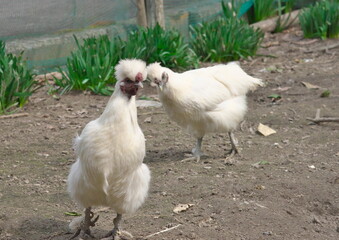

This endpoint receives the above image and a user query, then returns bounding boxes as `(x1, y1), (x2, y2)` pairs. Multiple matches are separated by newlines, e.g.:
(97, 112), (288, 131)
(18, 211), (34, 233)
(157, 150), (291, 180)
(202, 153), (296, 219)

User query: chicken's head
(115, 59), (147, 98)
(146, 62), (168, 91)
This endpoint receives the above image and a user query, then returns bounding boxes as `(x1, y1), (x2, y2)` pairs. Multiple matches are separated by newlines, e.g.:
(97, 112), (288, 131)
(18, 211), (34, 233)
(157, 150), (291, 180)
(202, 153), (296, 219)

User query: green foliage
(299, 0), (339, 39)
(221, 0), (247, 19)
(320, 90), (330, 97)
(0, 40), (37, 114)
(54, 35), (121, 95)
(56, 25), (199, 95)
(124, 24), (199, 70)
(222, 0), (296, 27)
(190, 18), (264, 62)
(248, 0), (276, 23)
(281, 0), (296, 13)
(274, 0), (297, 33)
(64, 211), (82, 216)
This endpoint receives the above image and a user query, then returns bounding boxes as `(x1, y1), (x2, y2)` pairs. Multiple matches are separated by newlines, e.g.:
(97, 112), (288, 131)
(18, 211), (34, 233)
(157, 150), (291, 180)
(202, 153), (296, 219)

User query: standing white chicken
(147, 62), (263, 162)
(67, 59), (150, 239)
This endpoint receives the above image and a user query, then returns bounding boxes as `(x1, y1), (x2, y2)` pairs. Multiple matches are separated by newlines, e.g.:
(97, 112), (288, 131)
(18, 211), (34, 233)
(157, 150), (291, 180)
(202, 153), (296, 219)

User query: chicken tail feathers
(212, 62), (264, 95)
(73, 134), (81, 156)
(249, 77), (265, 91)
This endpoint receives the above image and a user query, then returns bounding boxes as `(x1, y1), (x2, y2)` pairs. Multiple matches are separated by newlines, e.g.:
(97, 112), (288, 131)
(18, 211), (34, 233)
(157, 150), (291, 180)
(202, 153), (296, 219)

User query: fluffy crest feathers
(115, 59), (147, 82)
(146, 62), (164, 81)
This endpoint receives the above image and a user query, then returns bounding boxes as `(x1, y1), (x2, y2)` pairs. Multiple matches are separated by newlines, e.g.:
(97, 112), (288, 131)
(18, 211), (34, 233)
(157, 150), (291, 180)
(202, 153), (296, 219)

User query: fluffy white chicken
(147, 62), (263, 161)
(67, 59), (150, 239)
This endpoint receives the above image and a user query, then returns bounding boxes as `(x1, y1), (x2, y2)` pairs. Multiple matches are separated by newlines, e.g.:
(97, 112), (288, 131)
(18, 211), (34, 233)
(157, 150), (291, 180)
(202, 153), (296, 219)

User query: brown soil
(1, 28), (338, 240)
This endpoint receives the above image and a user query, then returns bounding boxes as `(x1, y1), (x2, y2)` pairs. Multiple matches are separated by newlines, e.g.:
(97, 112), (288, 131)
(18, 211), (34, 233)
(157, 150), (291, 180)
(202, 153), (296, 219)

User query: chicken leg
(103, 213), (122, 239)
(181, 137), (204, 162)
(227, 132), (239, 157)
(192, 137), (204, 162)
(70, 207), (99, 240)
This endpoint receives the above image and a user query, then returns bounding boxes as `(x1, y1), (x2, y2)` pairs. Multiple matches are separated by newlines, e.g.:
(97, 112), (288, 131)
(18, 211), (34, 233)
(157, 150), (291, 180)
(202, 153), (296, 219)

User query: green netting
(0, 0), (318, 72)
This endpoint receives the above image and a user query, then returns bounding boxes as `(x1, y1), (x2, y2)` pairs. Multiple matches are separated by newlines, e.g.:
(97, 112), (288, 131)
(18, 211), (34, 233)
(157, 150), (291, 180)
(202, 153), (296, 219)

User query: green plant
(0, 40), (37, 114)
(222, 0), (296, 26)
(299, 0), (339, 39)
(281, 0), (295, 13)
(55, 35), (123, 95)
(222, 0), (276, 23)
(248, 0), (276, 23)
(124, 24), (199, 70)
(274, 0), (297, 33)
(221, 0), (247, 19)
(190, 18), (264, 62)
(56, 25), (199, 95)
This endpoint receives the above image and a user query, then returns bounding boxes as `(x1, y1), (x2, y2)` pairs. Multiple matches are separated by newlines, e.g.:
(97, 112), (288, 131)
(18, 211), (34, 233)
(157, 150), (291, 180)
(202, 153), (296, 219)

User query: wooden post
(136, 0), (147, 27)
(145, 0), (154, 27)
(154, 0), (165, 28)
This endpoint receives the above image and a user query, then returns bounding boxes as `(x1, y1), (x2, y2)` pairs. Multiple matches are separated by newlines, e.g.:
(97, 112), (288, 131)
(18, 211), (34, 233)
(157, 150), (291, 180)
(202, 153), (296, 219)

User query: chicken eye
(125, 78), (133, 84)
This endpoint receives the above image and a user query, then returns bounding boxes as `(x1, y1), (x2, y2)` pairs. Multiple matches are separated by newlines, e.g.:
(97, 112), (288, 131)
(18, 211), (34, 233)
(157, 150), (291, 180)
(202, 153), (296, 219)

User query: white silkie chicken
(67, 59), (150, 239)
(147, 62), (263, 162)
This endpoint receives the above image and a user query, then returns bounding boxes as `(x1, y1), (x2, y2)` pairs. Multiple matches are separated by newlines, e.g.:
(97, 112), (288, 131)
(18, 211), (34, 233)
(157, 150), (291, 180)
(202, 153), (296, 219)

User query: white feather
(67, 59), (150, 216)
(147, 62), (263, 138)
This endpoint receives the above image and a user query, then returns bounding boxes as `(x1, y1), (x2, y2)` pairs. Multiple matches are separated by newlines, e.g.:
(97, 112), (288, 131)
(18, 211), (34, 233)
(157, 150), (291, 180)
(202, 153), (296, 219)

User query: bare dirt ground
(0, 27), (338, 240)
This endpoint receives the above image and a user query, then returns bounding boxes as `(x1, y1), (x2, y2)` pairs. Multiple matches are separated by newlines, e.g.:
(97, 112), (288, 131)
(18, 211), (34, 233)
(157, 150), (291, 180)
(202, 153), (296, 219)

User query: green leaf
(258, 160), (270, 165)
(320, 90), (330, 98)
(64, 211), (82, 216)
(0, 40), (35, 114)
(267, 94), (281, 99)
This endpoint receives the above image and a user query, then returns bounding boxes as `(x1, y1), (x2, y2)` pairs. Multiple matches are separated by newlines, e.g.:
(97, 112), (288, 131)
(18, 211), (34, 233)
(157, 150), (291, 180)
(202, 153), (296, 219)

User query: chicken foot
(224, 132), (240, 164)
(103, 213), (122, 239)
(228, 132), (239, 155)
(181, 137), (204, 162)
(70, 207), (99, 240)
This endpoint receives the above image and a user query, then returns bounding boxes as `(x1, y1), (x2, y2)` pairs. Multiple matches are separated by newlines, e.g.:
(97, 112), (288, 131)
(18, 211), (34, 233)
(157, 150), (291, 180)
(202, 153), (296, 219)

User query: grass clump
(247, 0), (276, 24)
(190, 18), (264, 62)
(0, 40), (37, 114)
(56, 24), (198, 95)
(55, 35), (122, 95)
(222, 0), (296, 32)
(299, 0), (339, 39)
(125, 24), (199, 70)
(222, 0), (277, 23)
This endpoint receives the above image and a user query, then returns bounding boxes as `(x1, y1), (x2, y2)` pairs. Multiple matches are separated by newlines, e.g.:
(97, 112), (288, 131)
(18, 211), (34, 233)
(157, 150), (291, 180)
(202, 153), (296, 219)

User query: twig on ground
(307, 109), (339, 124)
(288, 108), (298, 119)
(293, 39), (319, 46)
(0, 113), (29, 119)
(143, 224), (181, 239)
(304, 42), (339, 53)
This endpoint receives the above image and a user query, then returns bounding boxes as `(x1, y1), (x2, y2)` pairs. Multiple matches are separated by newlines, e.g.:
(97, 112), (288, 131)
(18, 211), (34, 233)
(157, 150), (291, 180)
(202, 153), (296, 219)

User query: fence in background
(0, 0), (317, 72)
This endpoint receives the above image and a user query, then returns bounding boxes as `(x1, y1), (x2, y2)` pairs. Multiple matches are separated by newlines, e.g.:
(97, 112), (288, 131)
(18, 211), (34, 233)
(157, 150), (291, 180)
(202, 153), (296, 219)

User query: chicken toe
(69, 207), (99, 240)
(228, 132), (239, 155)
(103, 214), (122, 239)
(224, 132), (241, 165)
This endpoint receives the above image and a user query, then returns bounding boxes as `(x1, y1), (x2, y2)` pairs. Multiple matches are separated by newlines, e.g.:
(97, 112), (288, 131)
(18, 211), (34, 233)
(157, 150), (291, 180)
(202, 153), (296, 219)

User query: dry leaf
(173, 203), (194, 214)
(144, 116), (152, 123)
(257, 123), (276, 136)
(301, 82), (321, 89)
(272, 86), (291, 92)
